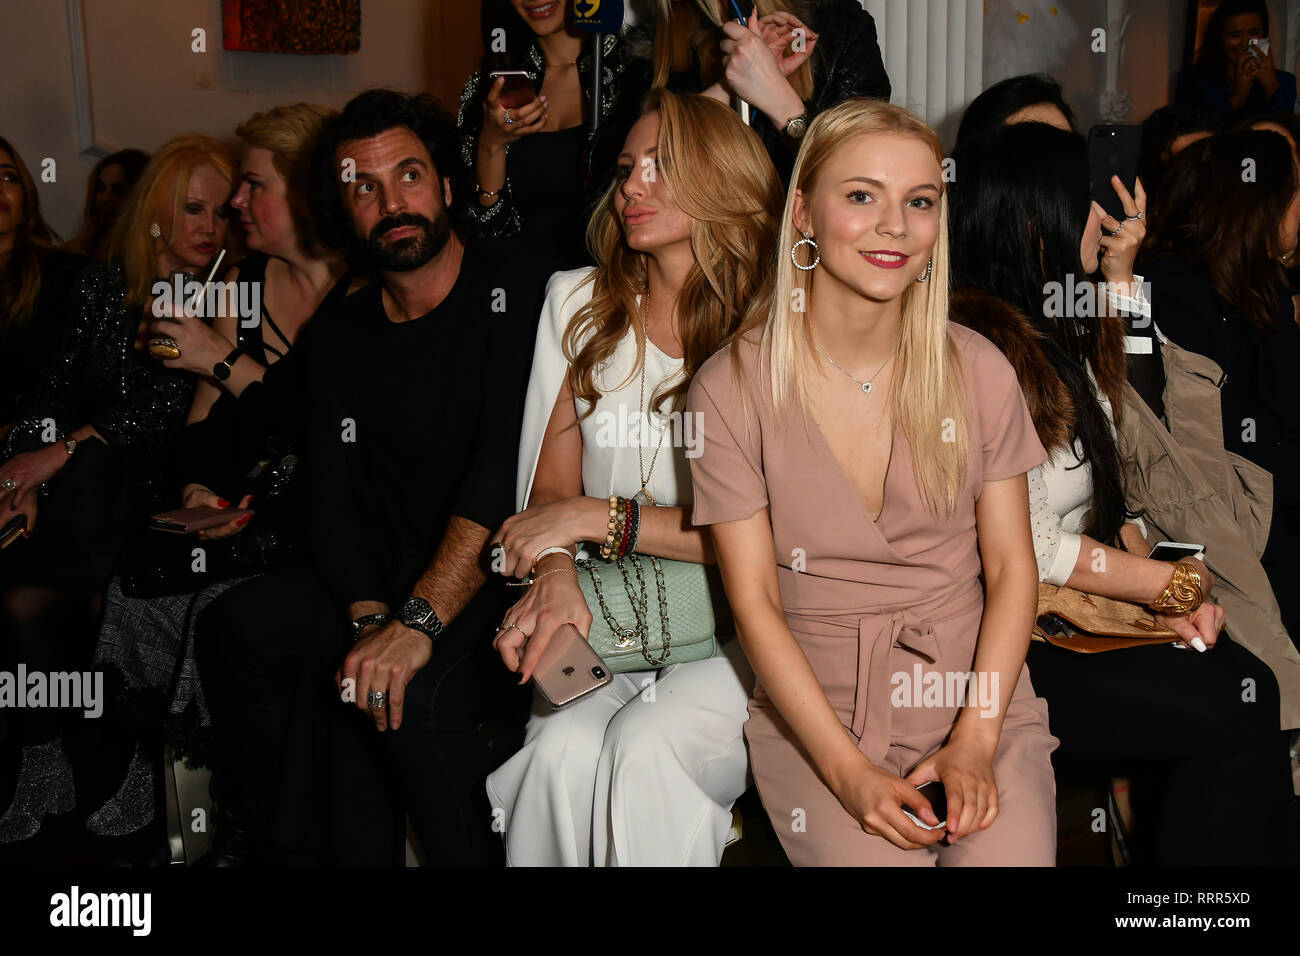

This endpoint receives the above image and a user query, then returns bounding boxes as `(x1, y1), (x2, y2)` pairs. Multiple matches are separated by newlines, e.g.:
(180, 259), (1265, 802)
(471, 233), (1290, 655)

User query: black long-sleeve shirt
(297, 237), (557, 612)
(4, 261), (193, 458)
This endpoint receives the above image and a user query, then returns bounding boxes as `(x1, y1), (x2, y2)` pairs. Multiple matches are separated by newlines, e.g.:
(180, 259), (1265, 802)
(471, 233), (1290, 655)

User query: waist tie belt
(789, 587), (986, 767)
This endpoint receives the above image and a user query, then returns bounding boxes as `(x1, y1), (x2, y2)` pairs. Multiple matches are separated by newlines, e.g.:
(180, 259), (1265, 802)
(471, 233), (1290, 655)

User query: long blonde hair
(652, 0), (814, 102)
(107, 134), (235, 307)
(564, 89), (783, 416)
(736, 98), (969, 516)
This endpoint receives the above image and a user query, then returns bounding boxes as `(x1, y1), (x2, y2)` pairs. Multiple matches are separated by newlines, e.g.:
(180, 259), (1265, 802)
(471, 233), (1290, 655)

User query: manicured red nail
(217, 498), (231, 507)
(235, 514), (252, 526)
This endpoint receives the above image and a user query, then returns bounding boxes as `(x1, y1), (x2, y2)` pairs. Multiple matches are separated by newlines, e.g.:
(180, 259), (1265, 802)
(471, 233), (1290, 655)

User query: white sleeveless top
(516, 267), (693, 513)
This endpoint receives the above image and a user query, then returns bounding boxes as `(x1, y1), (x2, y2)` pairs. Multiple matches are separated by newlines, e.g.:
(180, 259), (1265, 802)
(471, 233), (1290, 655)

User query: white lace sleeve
(1029, 465), (1082, 585)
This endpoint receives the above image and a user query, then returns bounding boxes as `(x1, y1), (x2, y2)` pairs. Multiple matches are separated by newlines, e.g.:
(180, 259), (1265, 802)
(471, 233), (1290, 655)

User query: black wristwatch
(400, 596), (445, 641)
(213, 346), (243, 382)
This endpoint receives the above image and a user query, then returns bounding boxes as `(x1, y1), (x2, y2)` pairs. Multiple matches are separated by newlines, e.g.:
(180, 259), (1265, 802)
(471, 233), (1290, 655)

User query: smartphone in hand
(533, 623), (613, 709)
(0, 513), (27, 549)
(901, 780), (949, 844)
(150, 506), (252, 534)
(1147, 541), (1205, 562)
(489, 70), (537, 111)
(1088, 124), (1143, 222)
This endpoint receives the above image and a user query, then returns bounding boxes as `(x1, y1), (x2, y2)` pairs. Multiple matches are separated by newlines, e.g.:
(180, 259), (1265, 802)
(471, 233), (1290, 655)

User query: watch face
(402, 597), (432, 623)
(787, 117), (807, 138)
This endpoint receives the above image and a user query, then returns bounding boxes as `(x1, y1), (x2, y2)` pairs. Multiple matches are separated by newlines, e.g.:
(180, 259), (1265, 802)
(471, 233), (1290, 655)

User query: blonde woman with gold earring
(687, 99), (1059, 865)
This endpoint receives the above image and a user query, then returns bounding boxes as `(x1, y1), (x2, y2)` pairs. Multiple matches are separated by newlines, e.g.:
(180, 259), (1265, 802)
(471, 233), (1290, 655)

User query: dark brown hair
(1142, 128), (1296, 333)
(0, 135), (59, 331)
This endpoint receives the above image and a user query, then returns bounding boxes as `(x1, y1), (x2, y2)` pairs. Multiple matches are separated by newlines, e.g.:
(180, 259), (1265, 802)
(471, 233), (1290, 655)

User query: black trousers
(197, 562), (524, 865)
(1027, 633), (1295, 866)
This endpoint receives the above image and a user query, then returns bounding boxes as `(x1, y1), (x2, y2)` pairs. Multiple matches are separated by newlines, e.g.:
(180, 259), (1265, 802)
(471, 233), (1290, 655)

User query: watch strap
(214, 346), (243, 381)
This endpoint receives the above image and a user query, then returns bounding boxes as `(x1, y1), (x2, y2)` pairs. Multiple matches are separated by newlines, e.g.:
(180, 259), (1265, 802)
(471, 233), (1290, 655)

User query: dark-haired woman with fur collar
(948, 121), (1296, 866)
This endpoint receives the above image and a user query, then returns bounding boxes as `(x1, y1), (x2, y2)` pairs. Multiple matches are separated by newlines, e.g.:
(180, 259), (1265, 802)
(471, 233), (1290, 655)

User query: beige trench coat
(1117, 338), (1300, 792)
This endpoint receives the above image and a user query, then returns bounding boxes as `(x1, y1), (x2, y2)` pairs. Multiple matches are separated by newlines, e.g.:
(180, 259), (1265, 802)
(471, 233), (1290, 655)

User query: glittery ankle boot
(85, 741), (158, 837)
(0, 738), (77, 844)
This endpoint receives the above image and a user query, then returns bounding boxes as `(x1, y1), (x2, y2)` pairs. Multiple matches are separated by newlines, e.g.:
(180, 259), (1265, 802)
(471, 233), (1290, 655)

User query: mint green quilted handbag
(576, 553), (718, 673)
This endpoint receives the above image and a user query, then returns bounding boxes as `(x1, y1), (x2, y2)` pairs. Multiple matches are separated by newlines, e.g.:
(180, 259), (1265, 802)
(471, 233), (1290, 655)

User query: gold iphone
(533, 624), (612, 708)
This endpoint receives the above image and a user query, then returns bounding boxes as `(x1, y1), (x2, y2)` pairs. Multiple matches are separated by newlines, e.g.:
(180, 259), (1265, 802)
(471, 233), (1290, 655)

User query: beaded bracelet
(625, 497), (641, 555)
(617, 497), (633, 556)
(600, 494), (623, 560)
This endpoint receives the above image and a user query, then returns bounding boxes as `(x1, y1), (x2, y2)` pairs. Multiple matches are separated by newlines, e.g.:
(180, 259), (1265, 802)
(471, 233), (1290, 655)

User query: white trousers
(486, 638), (754, 866)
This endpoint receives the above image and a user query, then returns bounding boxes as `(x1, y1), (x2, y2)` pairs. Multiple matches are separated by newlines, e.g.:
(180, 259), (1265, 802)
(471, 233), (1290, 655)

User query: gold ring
(149, 336), (182, 360)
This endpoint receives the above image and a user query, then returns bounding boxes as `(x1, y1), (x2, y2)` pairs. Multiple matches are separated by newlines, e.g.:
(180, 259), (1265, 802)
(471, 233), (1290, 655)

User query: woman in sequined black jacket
(0, 136), (234, 588)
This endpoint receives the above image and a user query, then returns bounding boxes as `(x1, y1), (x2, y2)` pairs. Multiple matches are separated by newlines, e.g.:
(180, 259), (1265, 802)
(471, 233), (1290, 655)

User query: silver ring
(504, 109), (514, 125)
(1124, 213), (1144, 221)
(1, 478), (16, 492)
(367, 689), (386, 709)
(498, 622), (524, 637)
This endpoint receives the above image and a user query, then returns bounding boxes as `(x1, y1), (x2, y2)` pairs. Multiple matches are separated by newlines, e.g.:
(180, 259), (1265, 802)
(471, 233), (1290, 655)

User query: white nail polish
(1191, 637), (1208, 653)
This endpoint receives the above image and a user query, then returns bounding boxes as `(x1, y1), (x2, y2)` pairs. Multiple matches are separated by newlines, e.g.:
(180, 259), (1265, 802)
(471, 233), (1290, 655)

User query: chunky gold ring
(149, 336), (182, 360)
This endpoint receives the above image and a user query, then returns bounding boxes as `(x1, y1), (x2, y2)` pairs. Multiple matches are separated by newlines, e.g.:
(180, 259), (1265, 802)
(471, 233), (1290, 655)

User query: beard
(362, 209), (453, 271)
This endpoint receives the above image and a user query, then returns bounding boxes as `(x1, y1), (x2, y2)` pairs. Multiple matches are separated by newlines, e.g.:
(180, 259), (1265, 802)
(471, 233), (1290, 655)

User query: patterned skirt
(93, 574), (256, 765)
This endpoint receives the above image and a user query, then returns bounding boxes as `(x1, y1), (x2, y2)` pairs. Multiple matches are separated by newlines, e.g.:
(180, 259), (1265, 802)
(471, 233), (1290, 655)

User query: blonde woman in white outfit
(485, 89), (784, 866)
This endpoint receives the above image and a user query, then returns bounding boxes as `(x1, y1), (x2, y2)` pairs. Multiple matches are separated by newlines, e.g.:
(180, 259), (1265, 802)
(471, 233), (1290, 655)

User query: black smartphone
(1088, 124), (1143, 221)
(0, 513), (27, 549)
(901, 779), (949, 842)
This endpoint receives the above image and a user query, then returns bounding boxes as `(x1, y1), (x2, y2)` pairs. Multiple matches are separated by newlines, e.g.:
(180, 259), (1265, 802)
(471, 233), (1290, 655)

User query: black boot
(193, 772), (256, 867)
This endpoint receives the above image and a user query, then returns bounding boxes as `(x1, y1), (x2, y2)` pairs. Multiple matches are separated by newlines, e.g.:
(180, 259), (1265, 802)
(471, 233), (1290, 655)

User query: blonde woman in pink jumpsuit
(686, 99), (1059, 866)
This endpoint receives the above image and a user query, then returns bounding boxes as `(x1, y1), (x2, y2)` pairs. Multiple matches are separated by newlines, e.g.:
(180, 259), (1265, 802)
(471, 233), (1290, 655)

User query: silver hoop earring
(149, 222), (162, 239)
(791, 233), (820, 271)
(916, 258), (933, 283)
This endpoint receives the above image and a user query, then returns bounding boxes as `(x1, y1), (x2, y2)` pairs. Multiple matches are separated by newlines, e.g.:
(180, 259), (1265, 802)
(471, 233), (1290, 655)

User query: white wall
(0, 0), (442, 239)
(11, 0), (1281, 240)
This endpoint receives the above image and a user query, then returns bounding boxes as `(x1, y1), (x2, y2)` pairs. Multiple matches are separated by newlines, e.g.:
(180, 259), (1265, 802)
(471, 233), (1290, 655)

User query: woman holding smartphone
(455, 0), (632, 269)
(686, 99), (1058, 865)
(0, 135), (233, 844)
(1176, 0), (1295, 118)
(487, 90), (783, 866)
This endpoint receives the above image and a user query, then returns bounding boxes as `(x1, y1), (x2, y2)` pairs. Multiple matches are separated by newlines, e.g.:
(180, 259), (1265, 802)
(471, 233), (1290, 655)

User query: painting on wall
(222, 0), (362, 54)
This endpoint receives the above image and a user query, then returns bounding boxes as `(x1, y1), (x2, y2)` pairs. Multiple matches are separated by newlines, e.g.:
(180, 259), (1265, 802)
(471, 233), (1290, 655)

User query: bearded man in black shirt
(199, 89), (555, 865)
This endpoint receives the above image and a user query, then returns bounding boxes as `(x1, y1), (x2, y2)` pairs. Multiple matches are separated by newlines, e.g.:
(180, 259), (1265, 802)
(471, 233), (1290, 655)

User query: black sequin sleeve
(3, 262), (194, 458)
